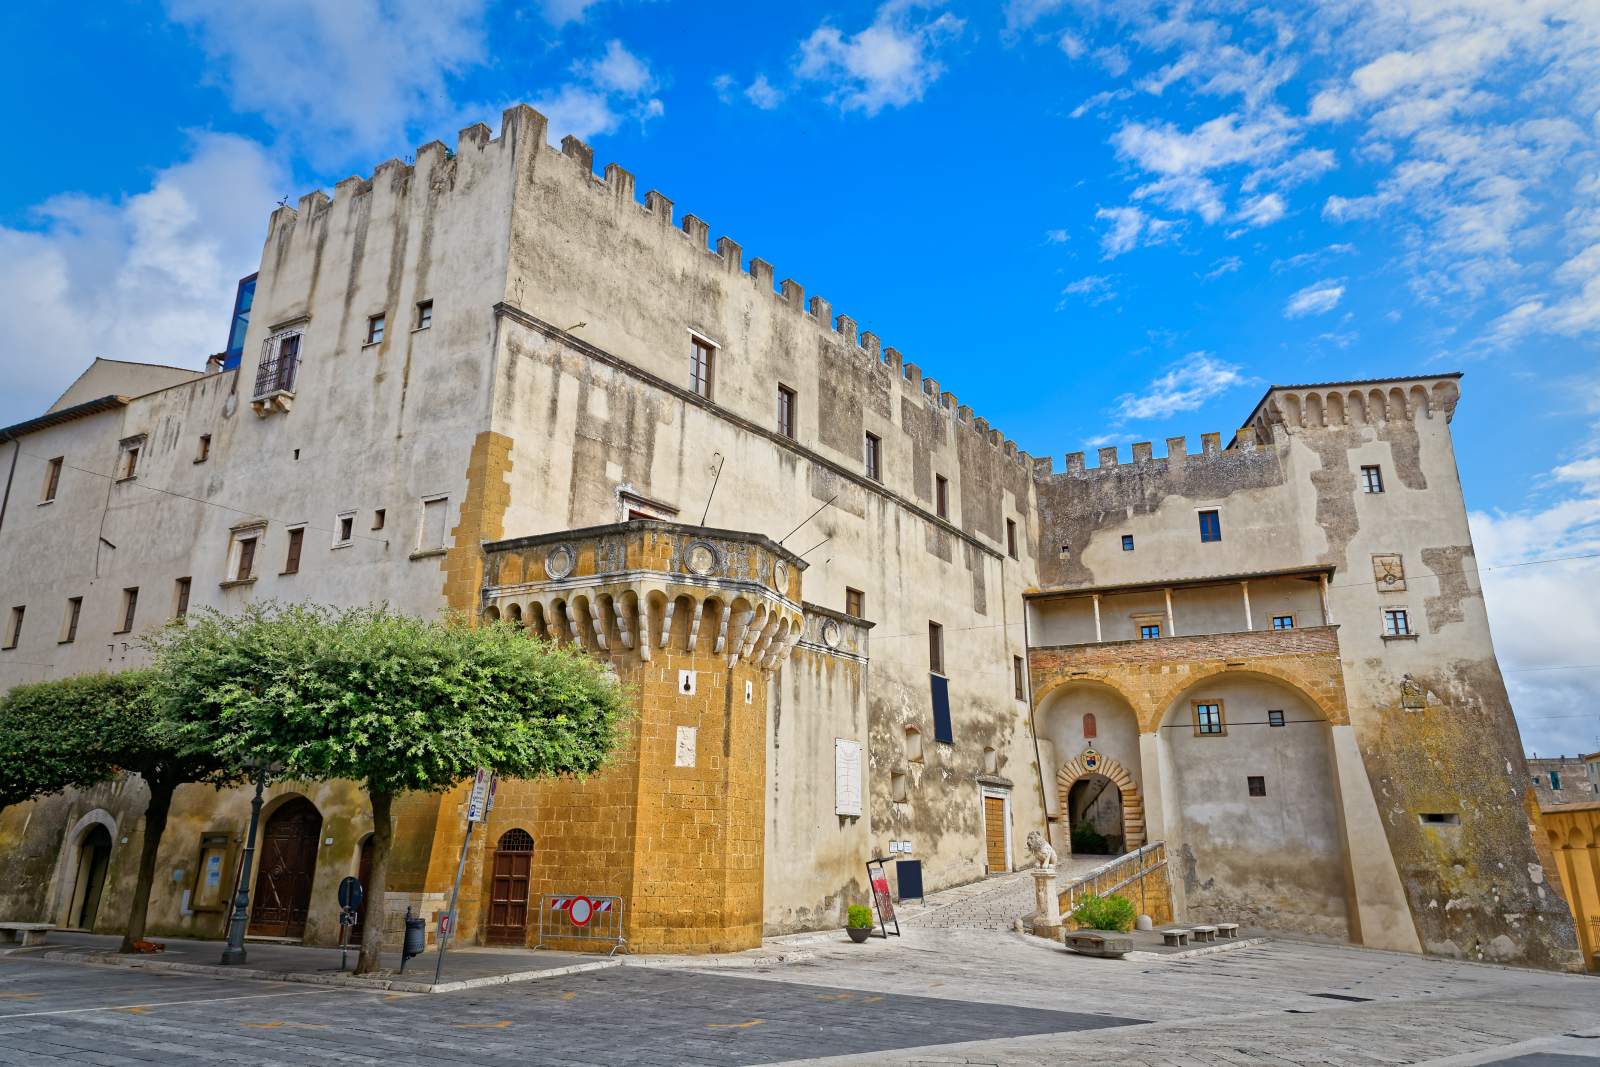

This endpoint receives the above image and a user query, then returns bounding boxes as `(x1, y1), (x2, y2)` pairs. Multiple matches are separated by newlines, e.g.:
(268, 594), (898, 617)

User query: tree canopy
(149, 602), (630, 793)
(147, 601), (632, 971)
(0, 669), (241, 949)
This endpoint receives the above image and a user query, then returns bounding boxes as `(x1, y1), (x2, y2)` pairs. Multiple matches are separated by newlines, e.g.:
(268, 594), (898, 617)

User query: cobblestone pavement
(1, 925), (1595, 1065)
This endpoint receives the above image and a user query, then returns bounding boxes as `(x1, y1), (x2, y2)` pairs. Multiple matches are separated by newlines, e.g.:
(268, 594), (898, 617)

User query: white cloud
(1471, 451), (1600, 755)
(1114, 354), (1249, 421)
(1058, 275), (1116, 306)
(1044, 228), (1070, 244)
(744, 74), (784, 110)
(796, 1), (965, 115)
(1058, 31), (1086, 59)
(586, 39), (655, 96)
(1234, 191), (1286, 229)
(1113, 112), (1294, 177)
(539, 0), (602, 25)
(165, 0), (490, 162)
(1284, 279), (1346, 317)
(1095, 205), (1176, 258)
(0, 134), (285, 426)
(1203, 255), (1243, 280)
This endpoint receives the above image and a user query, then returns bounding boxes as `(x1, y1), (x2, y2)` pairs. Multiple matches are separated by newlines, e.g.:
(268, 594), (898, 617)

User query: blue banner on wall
(930, 673), (952, 743)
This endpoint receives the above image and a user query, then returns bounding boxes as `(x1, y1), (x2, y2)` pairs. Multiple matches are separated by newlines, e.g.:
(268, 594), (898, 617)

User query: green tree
(149, 602), (630, 974)
(0, 671), (240, 952)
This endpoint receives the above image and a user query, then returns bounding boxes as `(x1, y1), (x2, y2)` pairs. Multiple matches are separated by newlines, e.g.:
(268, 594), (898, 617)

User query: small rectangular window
(255, 331), (301, 398)
(1140, 623), (1161, 640)
(1272, 615), (1294, 629)
(372, 508), (386, 531)
(928, 621), (944, 675)
(3, 605), (23, 649)
(284, 527), (305, 574)
(42, 457), (63, 502)
(174, 577), (191, 620)
(845, 587), (864, 618)
(419, 497), (449, 551)
(366, 313), (386, 345)
(690, 335), (715, 399)
(864, 432), (882, 481)
(1193, 700), (1225, 736)
(935, 475), (949, 519)
(1419, 812), (1459, 825)
(1361, 465), (1384, 494)
(236, 536), (257, 582)
(1383, 608), (1411, 636)
(1013, 655), (1025, 700)
(1121, 534), (1134, 551)
(195, 434), (211, 463)
(415, 300), (433, 330)
(1550, 771), (1562, 791)
(1198, 509), (1222, 543)
(333, 511), (356, 548)
(1267, 709), (1285, 727)
(117, 588), (139, 634)
(777, 384), (796, 438)
(117, 439), (143, 481)
(61, 597), (82, 644)
(1006, 519), (1018, 559)
(1247, 775), (1266, 797)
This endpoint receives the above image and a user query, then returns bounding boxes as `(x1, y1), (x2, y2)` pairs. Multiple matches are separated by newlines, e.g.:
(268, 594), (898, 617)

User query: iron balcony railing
(253, 335), (301, 400)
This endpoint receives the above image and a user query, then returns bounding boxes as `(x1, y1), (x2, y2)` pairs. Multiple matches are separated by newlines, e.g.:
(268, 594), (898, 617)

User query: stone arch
(1055, 755), (1145, 850)
(1031, 672), (1141, 714)
(51, 808), (120, 928)
(1145, 663), (1345, 730)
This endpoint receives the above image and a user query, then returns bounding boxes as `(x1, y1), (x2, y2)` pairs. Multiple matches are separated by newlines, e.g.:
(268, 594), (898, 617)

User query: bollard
(400, 909), (426, 973)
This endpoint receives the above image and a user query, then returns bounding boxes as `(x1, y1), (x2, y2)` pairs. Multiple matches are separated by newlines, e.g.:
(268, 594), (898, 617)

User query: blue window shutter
(930, 674), (953, 743)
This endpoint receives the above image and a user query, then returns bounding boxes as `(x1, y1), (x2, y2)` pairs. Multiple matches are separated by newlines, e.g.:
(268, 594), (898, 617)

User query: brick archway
(1056, 755), (1145, 850)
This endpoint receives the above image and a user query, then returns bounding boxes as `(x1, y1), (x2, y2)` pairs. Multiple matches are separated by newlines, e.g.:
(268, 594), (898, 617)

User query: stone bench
(1190, 924), (1218, 943)
(1216, 923), (1239, 940)
(0, 923), (54, 948)
(1062, 929), (1133, 958)
(1161, 928), (1191, 947)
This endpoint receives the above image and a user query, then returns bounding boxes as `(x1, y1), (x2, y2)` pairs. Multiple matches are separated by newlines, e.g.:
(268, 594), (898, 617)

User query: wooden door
(983, 796), (1008, 874)
(348, 836), (373, 942)
(487, 829), (534, 945)
(249, 798), (322, 939)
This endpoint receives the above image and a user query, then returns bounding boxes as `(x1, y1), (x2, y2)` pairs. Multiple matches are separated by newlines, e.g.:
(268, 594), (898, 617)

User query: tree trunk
(118, 778), (174, 953)
(355, 787), (394, 975)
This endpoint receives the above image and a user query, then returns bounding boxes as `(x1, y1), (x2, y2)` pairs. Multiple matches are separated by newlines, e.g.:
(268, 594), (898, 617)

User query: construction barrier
(535, 894), (626, 956)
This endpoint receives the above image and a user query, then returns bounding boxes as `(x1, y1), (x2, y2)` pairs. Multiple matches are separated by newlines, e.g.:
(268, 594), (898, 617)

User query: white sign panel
(835, 739), (862, 817)
(676, 726), (698, 768)
(466, 767), (495, 822)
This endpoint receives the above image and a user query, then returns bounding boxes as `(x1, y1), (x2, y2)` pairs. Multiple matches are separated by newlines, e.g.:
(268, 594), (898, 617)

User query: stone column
(1033, 864), (1063, 940)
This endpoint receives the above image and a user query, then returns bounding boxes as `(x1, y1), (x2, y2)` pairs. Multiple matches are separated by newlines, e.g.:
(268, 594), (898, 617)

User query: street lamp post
(220, 763), (270, 965)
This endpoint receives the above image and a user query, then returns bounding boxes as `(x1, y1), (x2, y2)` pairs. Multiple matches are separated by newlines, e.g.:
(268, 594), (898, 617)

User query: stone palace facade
(0, 104), (1580, 968)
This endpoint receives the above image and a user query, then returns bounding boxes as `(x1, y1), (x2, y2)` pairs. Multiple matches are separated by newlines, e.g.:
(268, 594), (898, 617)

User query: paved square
(1, 928), (1596, 1066)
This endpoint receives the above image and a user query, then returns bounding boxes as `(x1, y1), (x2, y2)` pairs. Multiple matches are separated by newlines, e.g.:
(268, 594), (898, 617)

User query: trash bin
(400, 908), (426, 972)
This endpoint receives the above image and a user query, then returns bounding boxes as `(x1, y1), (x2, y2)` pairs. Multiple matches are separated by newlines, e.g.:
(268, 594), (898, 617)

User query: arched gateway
(1055, 754), (1145, 851)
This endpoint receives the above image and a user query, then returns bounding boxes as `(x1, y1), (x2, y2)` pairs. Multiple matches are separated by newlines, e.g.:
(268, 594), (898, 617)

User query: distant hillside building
(0, 105), (1581, 970)
(1529, 755), (1600, 810)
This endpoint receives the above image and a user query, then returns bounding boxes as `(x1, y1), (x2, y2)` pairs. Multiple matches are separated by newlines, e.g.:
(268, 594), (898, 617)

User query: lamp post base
(219, 944), (248, 966)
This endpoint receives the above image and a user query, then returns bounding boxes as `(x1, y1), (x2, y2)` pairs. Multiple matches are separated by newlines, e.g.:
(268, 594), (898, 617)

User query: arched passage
(1157, 669), (1350, 938)
(1055, 754), (1146, 852)
(248, 796), (322, 939)
(486, 828), (534, 945)
(1036, 681), (1144, 856)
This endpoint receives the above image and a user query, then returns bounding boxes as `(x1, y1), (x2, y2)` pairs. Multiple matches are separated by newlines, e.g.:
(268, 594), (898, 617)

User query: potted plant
(846, 904), (874, 942)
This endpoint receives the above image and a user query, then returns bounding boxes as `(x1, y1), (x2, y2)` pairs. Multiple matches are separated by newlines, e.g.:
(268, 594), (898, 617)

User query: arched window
(1082, 713), (1097, 739)
(904, 725), (923, 764)
(497, 828), (534, 853)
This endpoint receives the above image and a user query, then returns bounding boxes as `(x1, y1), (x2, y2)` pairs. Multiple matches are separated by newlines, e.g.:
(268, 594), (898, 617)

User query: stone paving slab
(23, 931), (616, 993)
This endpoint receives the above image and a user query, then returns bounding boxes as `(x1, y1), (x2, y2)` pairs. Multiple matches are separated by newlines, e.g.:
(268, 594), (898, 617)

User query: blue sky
(2, 0), (1597, 755)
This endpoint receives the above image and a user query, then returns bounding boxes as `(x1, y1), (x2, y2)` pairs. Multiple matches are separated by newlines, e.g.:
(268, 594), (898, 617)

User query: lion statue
(1025, 829), (1058, 868)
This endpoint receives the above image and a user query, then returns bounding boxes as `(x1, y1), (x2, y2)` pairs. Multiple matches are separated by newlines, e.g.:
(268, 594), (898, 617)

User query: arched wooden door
(248, 797), (322, 939)
(486, 829), (534, 945)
